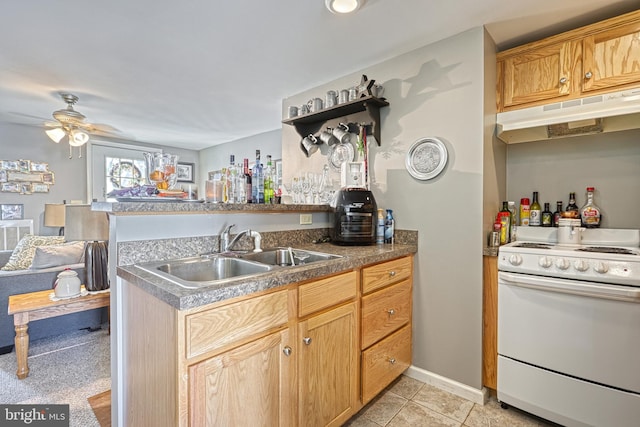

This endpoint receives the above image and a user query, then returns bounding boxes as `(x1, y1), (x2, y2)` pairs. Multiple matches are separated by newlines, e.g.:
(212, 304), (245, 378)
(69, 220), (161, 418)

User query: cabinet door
(502, 41), (577, 108)
(582, 21), (640, 93)
(298, 302), (358, 427)
(189, 329), (294, 427)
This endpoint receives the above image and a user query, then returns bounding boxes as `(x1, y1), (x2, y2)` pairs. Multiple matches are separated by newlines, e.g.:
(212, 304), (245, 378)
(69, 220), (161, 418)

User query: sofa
(0, 247), (107, 355)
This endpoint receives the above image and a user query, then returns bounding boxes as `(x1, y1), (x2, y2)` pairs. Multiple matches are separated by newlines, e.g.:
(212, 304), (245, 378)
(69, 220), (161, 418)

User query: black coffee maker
(332, 188), (377, 245)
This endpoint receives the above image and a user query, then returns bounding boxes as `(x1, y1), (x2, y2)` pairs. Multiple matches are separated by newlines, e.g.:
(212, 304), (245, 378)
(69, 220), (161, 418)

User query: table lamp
(64, 205), (110, 292)
(44, 203), (66, 235)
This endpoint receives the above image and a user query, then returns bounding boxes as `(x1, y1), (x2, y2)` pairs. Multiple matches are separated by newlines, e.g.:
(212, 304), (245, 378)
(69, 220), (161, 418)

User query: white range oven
(497, 228), (640, 427)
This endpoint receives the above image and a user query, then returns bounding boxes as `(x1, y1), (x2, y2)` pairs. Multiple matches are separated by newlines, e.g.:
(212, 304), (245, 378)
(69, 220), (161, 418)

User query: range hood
(496, 88), (640, 143)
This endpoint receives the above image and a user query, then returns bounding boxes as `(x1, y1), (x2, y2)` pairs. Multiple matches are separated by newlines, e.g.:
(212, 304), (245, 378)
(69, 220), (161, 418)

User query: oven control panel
(498, 249), (639, 287)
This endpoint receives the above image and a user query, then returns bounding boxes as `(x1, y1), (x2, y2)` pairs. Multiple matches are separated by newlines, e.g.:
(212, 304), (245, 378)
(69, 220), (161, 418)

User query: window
(88, 141), (161, 201)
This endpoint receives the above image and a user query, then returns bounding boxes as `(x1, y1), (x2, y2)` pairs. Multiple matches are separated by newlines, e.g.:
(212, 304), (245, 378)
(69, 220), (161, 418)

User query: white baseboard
(404, 365), (489, 405)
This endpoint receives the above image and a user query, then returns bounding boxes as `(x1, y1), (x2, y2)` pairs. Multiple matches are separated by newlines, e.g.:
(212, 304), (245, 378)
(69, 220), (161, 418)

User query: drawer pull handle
(585, 71), (593, 79)
(389, 271), (396, 277)
(388, 309), (396, 316)
(303, 337), (312, 345)
(283, 346), (292, 357)
(389, 358), (396, 364)
(559, 77), (568, 84)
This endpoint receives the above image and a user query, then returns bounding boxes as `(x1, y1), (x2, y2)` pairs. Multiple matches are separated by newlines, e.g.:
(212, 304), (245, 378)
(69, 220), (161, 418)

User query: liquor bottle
(519, 198), (530, 226)
(498, 201), (511, 244)
(244, 158), (252, 203)
(226, 155), (236, 203)
(553, 201), (563, 227)
(264, 155), (274, 204)
(251, 150), (264, 204)
(235, 157), (246, 203)
(530, 192), (541, 226)
(541, 202), (553, 227)
(580, 187), (601, 228)
(565, 192), (579, 217)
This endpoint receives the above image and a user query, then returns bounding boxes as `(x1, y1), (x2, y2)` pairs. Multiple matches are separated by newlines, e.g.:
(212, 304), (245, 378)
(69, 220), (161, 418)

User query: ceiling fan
(45, 92), (119, 158)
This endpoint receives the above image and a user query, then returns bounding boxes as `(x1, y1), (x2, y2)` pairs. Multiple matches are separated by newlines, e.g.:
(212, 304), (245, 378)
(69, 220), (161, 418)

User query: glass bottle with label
(553, 201), (563, 227)
(565, 192), (579, 218)
(251, 150), (264, 204)
(498, 201), (511, 244)
(519, 198), (530, 226)
(264, 155), (274, 204)
(507, 201), (517, 242)
(530, 192), (541, 226)
(580, 187), (601, 228)
(244, 158), (252, 203)
(541, 202), (553, 227)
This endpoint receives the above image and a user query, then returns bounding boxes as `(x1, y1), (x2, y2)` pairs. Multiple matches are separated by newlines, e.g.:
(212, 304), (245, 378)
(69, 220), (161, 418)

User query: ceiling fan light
(69, 129), (89, 146)
(325, 0), (363, 14)
(46, 127), (66, 143)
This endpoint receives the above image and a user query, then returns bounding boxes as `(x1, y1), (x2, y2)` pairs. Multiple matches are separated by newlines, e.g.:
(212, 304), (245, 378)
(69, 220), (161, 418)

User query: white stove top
(498, 228), (640, 287)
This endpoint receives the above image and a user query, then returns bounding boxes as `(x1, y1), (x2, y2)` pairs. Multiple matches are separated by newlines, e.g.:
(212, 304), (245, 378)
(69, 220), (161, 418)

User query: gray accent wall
(282, 27), (497, 390)
(506, 129), (640, 230)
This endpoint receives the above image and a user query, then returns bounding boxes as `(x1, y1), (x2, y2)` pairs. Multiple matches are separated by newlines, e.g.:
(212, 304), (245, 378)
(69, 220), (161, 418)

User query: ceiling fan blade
(44, 121), (62, 128)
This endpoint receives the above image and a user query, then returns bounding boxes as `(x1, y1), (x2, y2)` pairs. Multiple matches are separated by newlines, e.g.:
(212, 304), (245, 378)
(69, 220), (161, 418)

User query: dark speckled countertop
(117, 242), (416, 311)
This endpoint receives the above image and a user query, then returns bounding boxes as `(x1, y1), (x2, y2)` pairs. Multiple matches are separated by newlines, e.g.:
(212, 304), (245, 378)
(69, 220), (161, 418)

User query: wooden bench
(7, 287), (110, 379)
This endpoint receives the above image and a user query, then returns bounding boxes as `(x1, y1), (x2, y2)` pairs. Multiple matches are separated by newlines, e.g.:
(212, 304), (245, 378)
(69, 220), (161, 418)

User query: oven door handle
(499, 272), (640, 303)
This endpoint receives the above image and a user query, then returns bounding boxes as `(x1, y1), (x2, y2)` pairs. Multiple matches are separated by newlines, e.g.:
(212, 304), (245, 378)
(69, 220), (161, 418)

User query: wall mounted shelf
(282, 96), (389, 145)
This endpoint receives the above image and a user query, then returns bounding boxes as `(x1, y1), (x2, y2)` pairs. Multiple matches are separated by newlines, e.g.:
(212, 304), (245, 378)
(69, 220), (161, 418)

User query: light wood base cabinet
(360, 256), (414, 405)
(121, 256), (414, 427)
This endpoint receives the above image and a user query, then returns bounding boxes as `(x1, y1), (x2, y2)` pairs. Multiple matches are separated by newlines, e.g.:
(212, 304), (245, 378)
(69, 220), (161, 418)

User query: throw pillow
(0, 234), (65, 271)
(29, 241), (86, 269)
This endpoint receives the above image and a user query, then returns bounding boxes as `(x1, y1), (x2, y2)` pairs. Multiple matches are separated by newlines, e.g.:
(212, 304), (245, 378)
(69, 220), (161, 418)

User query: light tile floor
(344, 375), (558, 427)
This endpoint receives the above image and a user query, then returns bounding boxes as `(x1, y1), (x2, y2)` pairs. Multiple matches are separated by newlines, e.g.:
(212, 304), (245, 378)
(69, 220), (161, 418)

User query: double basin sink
(136, 247), (342, 289)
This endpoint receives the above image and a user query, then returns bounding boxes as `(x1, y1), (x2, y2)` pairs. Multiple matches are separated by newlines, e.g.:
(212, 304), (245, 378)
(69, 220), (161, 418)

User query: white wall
(282, 27), (490, 390)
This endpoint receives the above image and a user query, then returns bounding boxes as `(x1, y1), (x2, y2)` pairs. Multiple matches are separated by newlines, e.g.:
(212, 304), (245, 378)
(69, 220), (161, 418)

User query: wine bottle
(530, 192), (541, 226)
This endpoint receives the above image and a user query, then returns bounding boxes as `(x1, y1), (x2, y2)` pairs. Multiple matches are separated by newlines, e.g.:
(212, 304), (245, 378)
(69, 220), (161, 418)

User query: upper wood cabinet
(582, 20), (640, 93)
(497, 10), (640, 112)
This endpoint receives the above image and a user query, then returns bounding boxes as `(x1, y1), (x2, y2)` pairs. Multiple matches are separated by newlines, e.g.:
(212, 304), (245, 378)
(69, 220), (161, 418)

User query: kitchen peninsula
(93, 201), (417, 427)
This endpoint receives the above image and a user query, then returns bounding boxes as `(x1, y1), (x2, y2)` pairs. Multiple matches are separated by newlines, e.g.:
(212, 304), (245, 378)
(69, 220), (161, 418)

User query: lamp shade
(64, 205), (109, 242)
(45, 128), (66, 143)
(44, 204), (66, 227)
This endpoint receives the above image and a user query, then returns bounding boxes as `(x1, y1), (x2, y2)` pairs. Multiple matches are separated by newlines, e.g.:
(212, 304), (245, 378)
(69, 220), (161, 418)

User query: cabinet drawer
(361, 279), (412, 349)
(361, 324), (412, 404)
(362, 256), (412, 294)
(298, 271), (357, 318)
(186, 290), (288, 359)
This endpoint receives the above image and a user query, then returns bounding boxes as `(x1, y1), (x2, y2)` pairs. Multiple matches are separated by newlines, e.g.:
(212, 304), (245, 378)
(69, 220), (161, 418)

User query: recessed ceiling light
(325, 0), (365, 14)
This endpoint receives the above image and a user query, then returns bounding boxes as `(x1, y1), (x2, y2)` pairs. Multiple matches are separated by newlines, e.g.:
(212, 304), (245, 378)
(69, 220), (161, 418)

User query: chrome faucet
(220, 224), (262, 253)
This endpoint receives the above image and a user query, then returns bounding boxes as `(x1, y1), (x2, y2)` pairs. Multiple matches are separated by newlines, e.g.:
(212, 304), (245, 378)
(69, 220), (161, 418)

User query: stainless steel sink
(240, 247), (343, 266)
(136, 256), (277, 289)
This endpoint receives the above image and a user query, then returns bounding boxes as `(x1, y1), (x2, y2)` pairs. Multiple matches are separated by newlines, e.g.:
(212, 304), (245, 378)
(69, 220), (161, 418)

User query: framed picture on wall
(1, 204), (24, 220)
(177, 162), (195, 183)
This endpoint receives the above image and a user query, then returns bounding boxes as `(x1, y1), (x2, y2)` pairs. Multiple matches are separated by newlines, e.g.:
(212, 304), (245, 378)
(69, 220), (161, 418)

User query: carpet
(0, 326), (111, 427)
